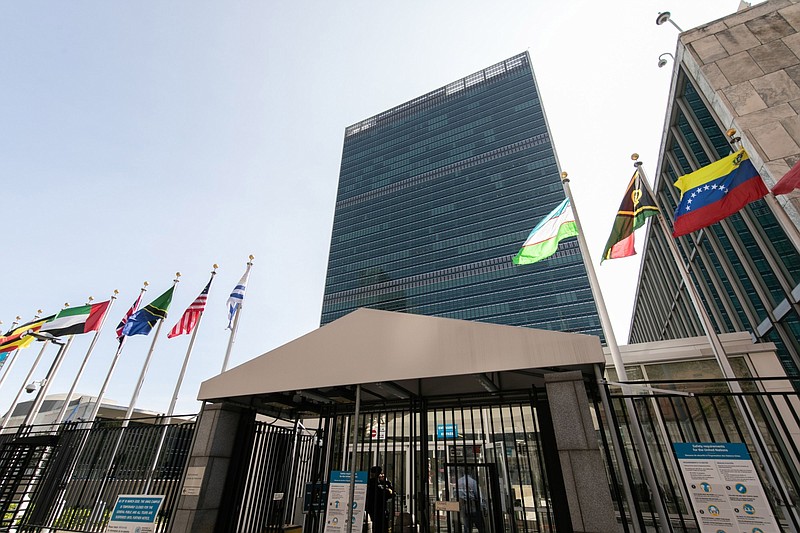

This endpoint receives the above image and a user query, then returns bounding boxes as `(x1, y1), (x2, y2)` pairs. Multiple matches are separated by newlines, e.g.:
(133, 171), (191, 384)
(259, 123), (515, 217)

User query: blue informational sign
(673, 442), (778, 532)
(436, 424), (458, 439)
(673, 442), (750, 460)
(109, 495), (164, 523)
(328, 470), (368, 484)
(324, 471), (368, 533)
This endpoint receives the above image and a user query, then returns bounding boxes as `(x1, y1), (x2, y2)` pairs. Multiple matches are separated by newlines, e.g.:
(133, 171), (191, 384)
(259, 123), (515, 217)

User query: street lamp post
(21, 331), (69, 427)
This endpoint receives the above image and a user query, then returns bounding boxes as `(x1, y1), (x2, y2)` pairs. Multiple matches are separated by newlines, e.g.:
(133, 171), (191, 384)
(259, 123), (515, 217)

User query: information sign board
(323, 470), (368, 533)
(106, 494), (164, 533)
(436, 424), (458, 439)
(674, 442), (778, 532)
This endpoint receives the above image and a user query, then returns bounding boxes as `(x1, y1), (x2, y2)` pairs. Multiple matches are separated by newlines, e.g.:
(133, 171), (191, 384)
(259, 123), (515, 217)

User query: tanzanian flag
(0, 315), (56, 353)
(121, 286), (174, 337)
(40, 300), (111, 337)
(601, 170), (660, 262)
(672, 149), (767, 237)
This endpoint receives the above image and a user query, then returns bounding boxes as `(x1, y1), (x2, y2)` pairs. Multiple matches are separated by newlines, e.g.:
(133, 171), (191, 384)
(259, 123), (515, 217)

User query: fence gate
(603, 376), (800, 532)
(217, 417), (319, 532)
(0, 418), (195, 532)
(218, 390), (555, 533)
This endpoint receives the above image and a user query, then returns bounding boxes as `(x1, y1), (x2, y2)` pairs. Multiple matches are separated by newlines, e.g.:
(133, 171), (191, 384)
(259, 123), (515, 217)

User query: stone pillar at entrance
(544, 371), (621, 533)
(170, 401), (249, 533)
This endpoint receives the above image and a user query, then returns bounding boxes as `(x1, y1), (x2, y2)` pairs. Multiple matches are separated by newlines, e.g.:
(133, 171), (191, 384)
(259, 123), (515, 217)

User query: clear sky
(0, 0), (747, 417)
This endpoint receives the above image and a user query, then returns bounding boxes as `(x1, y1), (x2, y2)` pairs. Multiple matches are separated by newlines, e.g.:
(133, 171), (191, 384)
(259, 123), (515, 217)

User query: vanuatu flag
(0, 315), (56, 353)
(40, 300), (111, 337)
(121, 286), (174, 337)
(672, 149), (767, 237)
(601, 170), (660, 262)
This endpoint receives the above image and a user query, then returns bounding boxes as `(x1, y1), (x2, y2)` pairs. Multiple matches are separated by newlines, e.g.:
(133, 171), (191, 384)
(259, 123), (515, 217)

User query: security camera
(25, 383), (36, 394)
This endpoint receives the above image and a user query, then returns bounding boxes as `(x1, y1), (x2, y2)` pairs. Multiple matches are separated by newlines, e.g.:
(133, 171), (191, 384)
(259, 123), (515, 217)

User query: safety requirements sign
(674, 443), (778, 532)
(323, 470), (368, 533)
(106, 495), (164, 533)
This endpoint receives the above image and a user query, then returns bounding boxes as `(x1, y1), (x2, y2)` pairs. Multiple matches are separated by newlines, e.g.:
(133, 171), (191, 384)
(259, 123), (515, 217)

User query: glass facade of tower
(629, 68), (800, 379)
(321, 53), (602, 339)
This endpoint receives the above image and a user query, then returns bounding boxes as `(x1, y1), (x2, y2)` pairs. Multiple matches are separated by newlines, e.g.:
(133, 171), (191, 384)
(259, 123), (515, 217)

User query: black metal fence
(601, 376), (800, 532)
(0, 416), (195, 532)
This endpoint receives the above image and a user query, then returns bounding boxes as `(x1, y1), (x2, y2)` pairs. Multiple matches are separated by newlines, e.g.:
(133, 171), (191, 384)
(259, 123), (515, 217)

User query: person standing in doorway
(456, 472), (486, 533)
(366, 466), (394, 533)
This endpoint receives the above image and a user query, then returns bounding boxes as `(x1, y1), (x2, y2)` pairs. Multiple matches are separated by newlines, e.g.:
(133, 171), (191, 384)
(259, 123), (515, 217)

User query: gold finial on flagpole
(174, 272), (181, 283)
(113, 289), (119, 299)
(247, 254), (255, 266)
(212, 264), (219, 273)
(143, 281), (149, 288)
(63, 303), (70, 309)
(726, 128), (741, 147)
(560, 171), (569, 183)
(631, 153), (639, 161)
(86, 296), (94, 305)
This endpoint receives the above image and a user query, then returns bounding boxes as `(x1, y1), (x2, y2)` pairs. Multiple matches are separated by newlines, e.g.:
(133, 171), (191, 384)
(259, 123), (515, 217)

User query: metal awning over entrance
(198, 308), (605, 416)
(177, 310), (624, 533)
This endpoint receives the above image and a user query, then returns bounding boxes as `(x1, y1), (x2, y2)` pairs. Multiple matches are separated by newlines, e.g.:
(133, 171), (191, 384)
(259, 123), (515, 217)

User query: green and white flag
(512, 197), (578, 265)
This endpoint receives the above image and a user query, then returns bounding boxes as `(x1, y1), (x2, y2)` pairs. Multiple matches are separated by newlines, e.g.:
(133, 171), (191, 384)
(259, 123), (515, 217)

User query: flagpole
(635, 155), (800, 527)
(23, 334), (74, 426)
(166, 266), (216, 419)
(0, 317), (22, 395)
(560, 172), (672, 532)
(86, 283), (148, 424)
(143, 267), (216, 494)
(1, 311), (47, 430)
(221, 255), (253, 373)
(122, 273), (180, 428)
(53, 291), (118, 425)
(728, 127), (800, 253)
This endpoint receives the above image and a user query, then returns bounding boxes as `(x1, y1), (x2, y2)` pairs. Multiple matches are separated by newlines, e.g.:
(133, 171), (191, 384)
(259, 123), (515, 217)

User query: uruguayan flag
(227, 264), (252, 329)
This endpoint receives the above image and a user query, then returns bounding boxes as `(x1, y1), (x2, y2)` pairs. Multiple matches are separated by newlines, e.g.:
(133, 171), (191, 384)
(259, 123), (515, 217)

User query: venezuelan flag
(672, 149), (767, 237)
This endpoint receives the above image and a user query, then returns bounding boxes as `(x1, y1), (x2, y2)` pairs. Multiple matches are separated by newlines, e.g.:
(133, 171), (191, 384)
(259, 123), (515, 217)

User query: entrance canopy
(198, 308), (604, 415)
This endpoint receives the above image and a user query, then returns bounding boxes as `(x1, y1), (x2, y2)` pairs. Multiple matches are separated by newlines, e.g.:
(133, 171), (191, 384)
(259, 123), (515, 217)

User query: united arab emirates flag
(40, 300), (111, 337)
(601, 170), (660, 262)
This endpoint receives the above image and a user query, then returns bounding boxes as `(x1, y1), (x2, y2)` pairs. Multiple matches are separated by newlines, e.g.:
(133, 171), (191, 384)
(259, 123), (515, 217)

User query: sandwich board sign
(106, 494), (164, 533)
(323, 470), (368, 533)
(673, 443), (778, 532)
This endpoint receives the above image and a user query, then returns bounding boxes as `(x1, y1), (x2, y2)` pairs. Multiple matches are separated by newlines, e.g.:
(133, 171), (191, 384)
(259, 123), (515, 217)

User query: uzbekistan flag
(512, 197), (578, 265)
(40, 300), (111, 338)
(672, 149), (767, 237)
(122, 286), (175, 337)
(0, 315), (56, 353)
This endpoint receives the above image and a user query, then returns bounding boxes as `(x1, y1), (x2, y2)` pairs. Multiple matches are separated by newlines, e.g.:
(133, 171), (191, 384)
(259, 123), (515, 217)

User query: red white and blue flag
(168, 277), (212, 338)
(116, 292), (143, 344)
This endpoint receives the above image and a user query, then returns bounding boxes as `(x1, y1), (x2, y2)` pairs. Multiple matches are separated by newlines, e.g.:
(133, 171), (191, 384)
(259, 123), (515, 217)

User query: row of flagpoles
(0, 255), (255, 428)
(511, 131), (800, 529)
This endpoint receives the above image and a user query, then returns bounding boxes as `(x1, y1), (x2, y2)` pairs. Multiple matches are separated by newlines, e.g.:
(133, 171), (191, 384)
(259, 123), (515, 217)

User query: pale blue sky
(0, 1), (744, 416)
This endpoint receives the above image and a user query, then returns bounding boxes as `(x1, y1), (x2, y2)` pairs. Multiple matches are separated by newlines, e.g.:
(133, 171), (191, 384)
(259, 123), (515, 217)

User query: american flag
(167, 278), (212, 338)
(116, 292), (143, 344)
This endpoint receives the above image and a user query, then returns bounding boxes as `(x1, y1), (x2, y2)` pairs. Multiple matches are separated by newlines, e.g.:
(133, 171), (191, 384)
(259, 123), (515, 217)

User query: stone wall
(680, 0), (800, 217)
